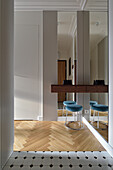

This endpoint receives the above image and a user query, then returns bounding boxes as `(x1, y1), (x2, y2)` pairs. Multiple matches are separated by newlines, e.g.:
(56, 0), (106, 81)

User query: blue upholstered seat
(91, 104), (108, 112)
(66, 104), (83, 112)
(63, 101), (77, 106)
(89, 101), (98, 106)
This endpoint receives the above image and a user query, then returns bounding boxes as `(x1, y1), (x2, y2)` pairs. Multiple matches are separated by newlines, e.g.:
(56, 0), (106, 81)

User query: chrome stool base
(91, 109), (108, 130)
(65, 121), (84, 130)
(65, 106), (84, 131)
(91, 121), (107, 130)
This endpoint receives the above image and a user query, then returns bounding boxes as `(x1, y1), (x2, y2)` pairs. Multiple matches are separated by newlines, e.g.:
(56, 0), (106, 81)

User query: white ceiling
(58, 11), (108, 58)
(14, 0), (108, 57)
(85, 0), (108, 11)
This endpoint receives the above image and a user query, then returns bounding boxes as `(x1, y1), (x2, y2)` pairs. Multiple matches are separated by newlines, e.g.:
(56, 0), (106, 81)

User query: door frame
(58, 60), (67, 101)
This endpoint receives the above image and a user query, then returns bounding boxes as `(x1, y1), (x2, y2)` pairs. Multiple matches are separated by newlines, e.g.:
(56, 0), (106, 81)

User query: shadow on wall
(90, 36), (108, 105)
(14, 75), (43, 120)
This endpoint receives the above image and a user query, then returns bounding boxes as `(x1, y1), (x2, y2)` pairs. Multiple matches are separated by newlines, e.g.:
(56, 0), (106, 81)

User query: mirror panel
(89, 11), (108, 142)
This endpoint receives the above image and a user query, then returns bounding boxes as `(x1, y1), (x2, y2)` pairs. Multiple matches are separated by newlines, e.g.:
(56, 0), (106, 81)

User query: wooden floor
(14, 121), (105, 151)
(58, 110), (108, 141)
(90, 121), (108, 142)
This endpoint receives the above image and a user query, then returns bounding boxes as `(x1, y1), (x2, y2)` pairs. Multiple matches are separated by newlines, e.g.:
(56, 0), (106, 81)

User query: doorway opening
(14, 11), (107, 152)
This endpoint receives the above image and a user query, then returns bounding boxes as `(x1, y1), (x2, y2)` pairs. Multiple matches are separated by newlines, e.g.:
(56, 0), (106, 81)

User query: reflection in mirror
(57, 11), (108, 142)
(57, 12), (77, 116)
(89, 12), (108, 142)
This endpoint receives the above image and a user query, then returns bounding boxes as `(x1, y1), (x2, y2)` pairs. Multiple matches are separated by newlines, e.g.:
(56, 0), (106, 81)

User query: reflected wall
(89, 11), (108, 142)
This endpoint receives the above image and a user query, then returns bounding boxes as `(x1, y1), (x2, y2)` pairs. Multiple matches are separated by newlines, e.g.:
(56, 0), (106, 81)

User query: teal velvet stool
(91, 104), (108, 129)
(63, 101), (77, 116)
(65, 104), (84, 130)
(89, 101), (98, 107)
(89, 101), (98, 123)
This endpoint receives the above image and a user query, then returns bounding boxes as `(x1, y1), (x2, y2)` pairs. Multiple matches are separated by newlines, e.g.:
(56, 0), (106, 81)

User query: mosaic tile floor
(3, 151), (113, 170)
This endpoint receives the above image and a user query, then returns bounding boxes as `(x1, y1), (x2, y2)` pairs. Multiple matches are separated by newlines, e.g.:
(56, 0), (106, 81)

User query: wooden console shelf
(51, 85), (108, 93)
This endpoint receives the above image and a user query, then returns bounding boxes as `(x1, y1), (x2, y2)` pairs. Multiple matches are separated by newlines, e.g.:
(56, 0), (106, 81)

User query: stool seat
(91, 104), (108, 112)
(66, 105), (83, 112)
(89, 101), (98, 106)
(91, 104), (108, 129)
(63, 101), (77, 106)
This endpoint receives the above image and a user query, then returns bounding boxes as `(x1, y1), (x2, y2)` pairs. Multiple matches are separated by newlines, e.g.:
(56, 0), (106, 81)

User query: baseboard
(14, 117), (43, 121)
(83, 117), (113, 157)
(37, 116), (43, 121)
(90, 116), (108, 121)
(57, 116), (76, 121)
(14, 119), (34, 121)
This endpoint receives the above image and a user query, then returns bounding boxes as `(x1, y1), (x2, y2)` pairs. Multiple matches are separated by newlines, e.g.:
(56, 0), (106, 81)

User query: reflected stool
(89, 101), (98, 123)
(65, 104), (84, 130)
(63, 101), (77, 116)
(90, 101), (98, 107)
(91, 104), (108, 129)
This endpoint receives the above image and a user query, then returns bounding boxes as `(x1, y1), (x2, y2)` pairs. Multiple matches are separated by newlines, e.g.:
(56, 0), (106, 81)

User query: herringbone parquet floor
(14, 121), (105, 151)
(58, 110), (108, 141)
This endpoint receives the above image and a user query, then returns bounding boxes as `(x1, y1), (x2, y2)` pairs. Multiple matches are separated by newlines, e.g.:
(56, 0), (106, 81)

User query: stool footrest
(65, 121), (84, 130)
(91, 121), (107, 130)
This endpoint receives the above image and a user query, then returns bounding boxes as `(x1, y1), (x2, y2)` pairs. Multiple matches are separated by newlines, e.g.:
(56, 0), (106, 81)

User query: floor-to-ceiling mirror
(57, 10), (109, 143)
(57, 12), (77, 118)
(89, 11), (108, 142)
(56, 11), (106, 151)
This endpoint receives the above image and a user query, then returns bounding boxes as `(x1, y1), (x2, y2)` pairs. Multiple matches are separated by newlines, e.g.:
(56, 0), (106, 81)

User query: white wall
(58, 37), (74, 101)
(0, 0), (14, 168)
(98, 37), (108, 105)
(90, 46), (99, 102)
(109, 0), (113, 148)
(90, 37), (108, 105)
(90, 46), (98, 85)
(43, 11), (57, 121)
(14, 11), (43, 120)
(59, 36), (76, 101)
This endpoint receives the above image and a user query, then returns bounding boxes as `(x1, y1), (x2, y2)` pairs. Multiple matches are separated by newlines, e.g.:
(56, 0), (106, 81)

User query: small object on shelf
(93, 80), (105, 85)
(63, 80), (72, 85)
(72, 65), (74, 69)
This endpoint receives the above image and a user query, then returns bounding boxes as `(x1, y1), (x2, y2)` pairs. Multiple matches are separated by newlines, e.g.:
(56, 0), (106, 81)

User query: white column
(76, 12), (84, 107)
(0, 0), (14, 168)
(109, 0), (113, 147)
(43, 11), (57, 121)
(83, 12), (90, 114)
(76, 11), (90, 116)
